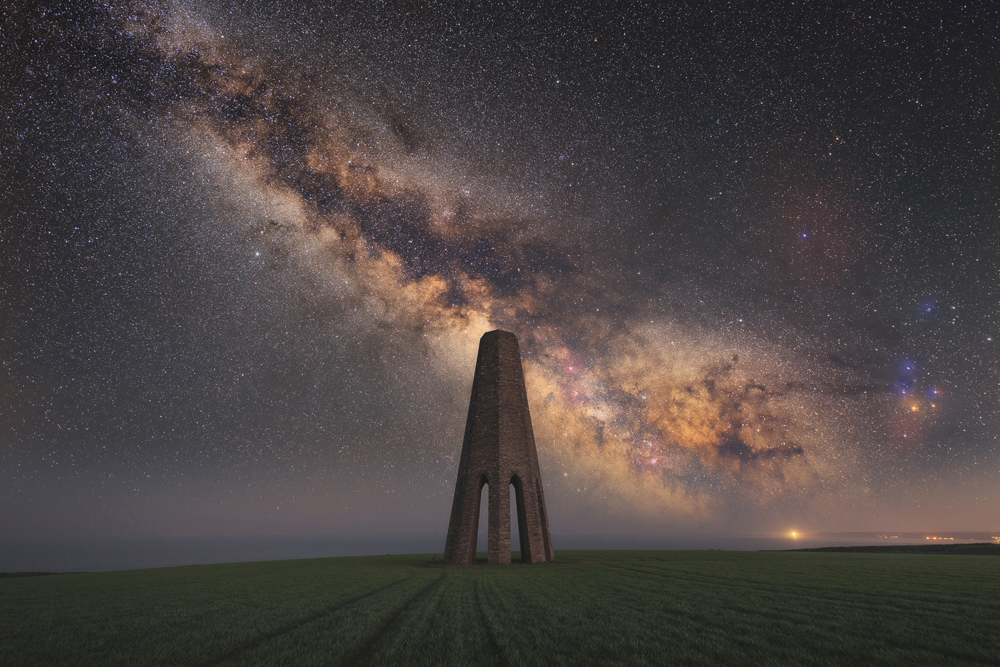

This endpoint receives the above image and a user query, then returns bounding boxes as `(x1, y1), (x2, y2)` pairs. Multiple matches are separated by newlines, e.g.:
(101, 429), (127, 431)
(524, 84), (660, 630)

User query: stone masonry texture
(444, 330), (555, 565)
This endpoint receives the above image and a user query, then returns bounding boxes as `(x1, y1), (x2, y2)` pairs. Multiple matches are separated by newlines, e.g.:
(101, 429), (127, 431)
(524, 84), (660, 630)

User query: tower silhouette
(444, 330), (554, 564)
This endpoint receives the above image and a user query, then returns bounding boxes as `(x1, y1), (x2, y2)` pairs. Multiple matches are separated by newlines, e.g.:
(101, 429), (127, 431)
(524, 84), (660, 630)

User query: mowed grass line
(228, 565), (506, 666)
(638, 552), (1000, 609)
(0, 557), (424, 666)
(596, 552), (999, 665)
(223, 571), (446, 667)
(2, 550), (998, 666)
(475, 558), (779, 665)
(198, 575), (413, 666)
(597, 563), (917, 665)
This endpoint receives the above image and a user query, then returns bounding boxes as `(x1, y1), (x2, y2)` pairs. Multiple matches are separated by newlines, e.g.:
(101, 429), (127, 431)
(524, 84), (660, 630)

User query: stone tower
(444, 330), (554, 565)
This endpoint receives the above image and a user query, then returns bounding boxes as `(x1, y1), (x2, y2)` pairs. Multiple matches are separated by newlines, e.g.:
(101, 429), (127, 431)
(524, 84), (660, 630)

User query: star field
(2, 1), (999, 548)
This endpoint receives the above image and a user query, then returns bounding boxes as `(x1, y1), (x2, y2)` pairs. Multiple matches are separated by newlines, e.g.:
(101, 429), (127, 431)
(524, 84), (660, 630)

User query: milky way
(3, 1), (999, 546)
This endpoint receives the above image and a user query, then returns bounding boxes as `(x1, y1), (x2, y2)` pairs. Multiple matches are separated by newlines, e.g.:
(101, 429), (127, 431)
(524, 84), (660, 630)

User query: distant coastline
(812, 531), (1000, 542)
(786, 543), (1000, 555)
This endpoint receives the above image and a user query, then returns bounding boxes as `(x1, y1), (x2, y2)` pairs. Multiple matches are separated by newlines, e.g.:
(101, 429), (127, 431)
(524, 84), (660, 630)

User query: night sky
(3, 1), (999, 554)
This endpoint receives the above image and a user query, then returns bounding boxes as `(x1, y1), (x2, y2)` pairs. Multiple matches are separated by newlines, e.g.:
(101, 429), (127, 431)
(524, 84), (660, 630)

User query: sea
(1, 531), (997, 573)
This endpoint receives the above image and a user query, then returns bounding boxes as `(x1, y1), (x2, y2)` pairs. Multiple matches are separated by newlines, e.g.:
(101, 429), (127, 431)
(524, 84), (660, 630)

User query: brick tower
(444, 330), (554, 565)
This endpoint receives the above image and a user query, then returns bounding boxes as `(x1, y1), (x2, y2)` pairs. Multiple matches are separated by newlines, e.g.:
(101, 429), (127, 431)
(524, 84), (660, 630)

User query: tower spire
(444, 330), (554, 564)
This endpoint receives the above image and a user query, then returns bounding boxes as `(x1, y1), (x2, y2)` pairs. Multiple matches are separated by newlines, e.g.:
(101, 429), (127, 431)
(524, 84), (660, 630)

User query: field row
(2, 550), (999, 665)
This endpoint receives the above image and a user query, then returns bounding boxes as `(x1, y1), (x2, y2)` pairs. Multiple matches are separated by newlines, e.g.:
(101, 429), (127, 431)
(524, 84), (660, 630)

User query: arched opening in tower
(474, 475), (530, 562)
(476, 477), (489, 560)
(511, 475), (529, 561)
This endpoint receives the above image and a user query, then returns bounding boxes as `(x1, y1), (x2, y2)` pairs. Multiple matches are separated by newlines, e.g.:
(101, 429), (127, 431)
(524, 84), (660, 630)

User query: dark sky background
(3, 1), (999, 561)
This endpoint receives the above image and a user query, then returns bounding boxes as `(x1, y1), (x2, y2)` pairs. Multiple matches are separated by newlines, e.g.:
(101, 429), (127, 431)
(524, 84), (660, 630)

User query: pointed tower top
(444, 330), (554, 564)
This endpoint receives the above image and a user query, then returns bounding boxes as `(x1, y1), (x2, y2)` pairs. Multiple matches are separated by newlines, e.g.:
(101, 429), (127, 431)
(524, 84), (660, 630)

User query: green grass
(2, 550), (998, 666)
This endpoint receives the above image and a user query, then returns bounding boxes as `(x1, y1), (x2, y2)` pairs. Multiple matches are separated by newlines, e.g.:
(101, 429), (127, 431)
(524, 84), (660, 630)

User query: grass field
(2, 550), (998, 666)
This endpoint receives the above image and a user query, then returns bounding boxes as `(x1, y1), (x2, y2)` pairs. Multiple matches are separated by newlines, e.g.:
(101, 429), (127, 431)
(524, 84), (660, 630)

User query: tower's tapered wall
(444, 330), (554, 564)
